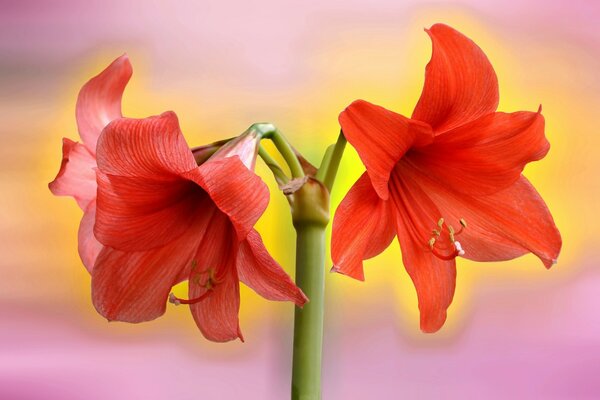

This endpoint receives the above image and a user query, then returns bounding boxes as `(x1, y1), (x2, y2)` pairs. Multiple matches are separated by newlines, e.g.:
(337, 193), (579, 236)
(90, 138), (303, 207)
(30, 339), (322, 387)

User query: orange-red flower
(93, 112), (307, 342)
(331, 24), (561, 333)
(49, 55), (133, 271)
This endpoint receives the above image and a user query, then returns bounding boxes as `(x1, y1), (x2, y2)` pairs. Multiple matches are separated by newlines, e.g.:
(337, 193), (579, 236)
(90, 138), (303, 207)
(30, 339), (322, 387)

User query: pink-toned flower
(331, 24), (561, 332)
(93, 112), (307, 342)
(49, 55), (132, 271)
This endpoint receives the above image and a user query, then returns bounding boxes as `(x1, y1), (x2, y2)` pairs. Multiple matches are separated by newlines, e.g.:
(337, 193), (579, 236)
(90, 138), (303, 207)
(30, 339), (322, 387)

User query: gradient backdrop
(1, 0), (598, 398)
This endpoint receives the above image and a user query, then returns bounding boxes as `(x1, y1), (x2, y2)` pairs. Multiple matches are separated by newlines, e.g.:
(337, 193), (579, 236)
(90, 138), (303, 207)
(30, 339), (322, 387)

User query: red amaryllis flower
(93, 112), (307, 342)
(48, 55), (132, 271)
(331, 24), (561, 333)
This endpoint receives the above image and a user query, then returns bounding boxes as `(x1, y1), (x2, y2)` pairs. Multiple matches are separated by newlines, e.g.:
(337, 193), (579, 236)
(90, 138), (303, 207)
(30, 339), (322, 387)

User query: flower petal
(390, 169), (456, 333)
(95, 112), (203, 251)
(189, 213), (242, 342)
(95, 170), (205, 251)
(184, 156), (270, 241)
(78, 202), (103, 273)
(48, 138), (97, 211)
(412, 24), (499, 133)
(210, 127), (260, 170)
(91, 212), (206, 322)
(410, 110), (549, 195)
(76, 54), (132, 153)
(96, 111), (197, 178)
(237, 229), (307, 306)
(409, 165), (561, 268)
(331, 172), (396, 280)
(339, 100), (433, 200)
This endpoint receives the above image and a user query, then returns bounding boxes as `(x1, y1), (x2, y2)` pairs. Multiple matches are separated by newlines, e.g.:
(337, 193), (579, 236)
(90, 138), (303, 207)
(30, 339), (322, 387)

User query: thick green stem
(316, 131), (347, 192)
(292, 223), (326, 400)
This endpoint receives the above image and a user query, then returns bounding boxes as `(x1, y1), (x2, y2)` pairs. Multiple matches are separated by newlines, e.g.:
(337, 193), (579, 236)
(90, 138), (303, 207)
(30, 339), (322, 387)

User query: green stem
(263, 129), (305, 178)
(258, 144), (289, 184)
(292, 223), (326, 400)
(316, 131), (347, 192)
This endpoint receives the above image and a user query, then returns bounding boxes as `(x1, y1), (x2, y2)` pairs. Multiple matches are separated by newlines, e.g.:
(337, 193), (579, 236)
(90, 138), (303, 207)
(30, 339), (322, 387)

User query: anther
(428, 237), (436, 250)
(437, 218), (444, 228)
(448, 225), (456, 242)
(455, 218), (467, 236)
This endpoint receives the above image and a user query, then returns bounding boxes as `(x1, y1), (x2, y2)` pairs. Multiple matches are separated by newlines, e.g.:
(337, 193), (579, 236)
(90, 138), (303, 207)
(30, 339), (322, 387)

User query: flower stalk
(290, 178), (330, 400)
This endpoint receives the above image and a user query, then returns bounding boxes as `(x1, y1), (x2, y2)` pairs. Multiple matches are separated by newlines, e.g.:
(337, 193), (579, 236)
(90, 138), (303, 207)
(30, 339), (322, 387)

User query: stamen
(169, 267), (223, 307)
(169, 291), (212, 306)
(427, 217), (468, 260)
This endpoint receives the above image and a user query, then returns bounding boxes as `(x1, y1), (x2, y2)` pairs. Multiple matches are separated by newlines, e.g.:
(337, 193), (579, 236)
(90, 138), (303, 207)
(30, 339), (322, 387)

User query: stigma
(428, 217), (467, 260)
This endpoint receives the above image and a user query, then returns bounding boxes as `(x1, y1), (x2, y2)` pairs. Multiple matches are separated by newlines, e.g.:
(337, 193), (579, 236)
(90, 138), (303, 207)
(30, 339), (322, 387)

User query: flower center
(428, 217), (467, 261)
(169, 264), (222, 306)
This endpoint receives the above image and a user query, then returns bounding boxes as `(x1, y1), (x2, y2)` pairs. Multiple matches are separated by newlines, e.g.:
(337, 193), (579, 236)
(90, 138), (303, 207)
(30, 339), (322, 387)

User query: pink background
(1, 0), (598, 398)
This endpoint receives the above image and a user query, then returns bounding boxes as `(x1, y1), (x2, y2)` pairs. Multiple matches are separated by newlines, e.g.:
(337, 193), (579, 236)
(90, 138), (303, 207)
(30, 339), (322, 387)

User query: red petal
(95, 170), (205, 251)
(409, 166), (561, 268)
(339, 100), (433, 200)
(390, 169), (456, 333)
(189, 213), (242, 342)
(184, 156), (269, 241)
(48, 138), (97, 211)
(210, 128), (260, 170)
(237, 229), (307, 306)
(91, 212), (206, 322)
(96, 112), (197, 178)
(76, 54), (132, 153)
(95, 112), (202, 251)
(78, 202), (103, 273)
(412, 24), (499, 133)
(410, 110), (549, 195)
(331, 173), (396, 280)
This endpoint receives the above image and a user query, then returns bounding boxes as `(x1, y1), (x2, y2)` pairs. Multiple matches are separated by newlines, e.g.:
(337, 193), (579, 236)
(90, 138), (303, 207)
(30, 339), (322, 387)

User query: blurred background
(1, 0), (598, 398)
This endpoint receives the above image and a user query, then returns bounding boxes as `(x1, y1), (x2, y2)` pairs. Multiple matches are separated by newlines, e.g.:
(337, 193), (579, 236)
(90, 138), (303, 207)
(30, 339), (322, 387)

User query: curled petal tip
(297, 296), (310, 308)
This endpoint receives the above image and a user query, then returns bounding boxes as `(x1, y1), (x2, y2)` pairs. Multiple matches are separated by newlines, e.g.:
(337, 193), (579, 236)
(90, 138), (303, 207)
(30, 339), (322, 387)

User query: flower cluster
(50, 24), (561, 341)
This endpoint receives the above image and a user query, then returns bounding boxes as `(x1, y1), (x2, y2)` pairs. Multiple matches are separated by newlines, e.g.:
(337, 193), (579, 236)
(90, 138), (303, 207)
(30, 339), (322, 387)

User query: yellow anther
(432, 229), (441, 237)
(437, 218), (444, 228)
(448, 225), (455, 242)
(428, 237), (436, 249)
(460, 218), (467, 228)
